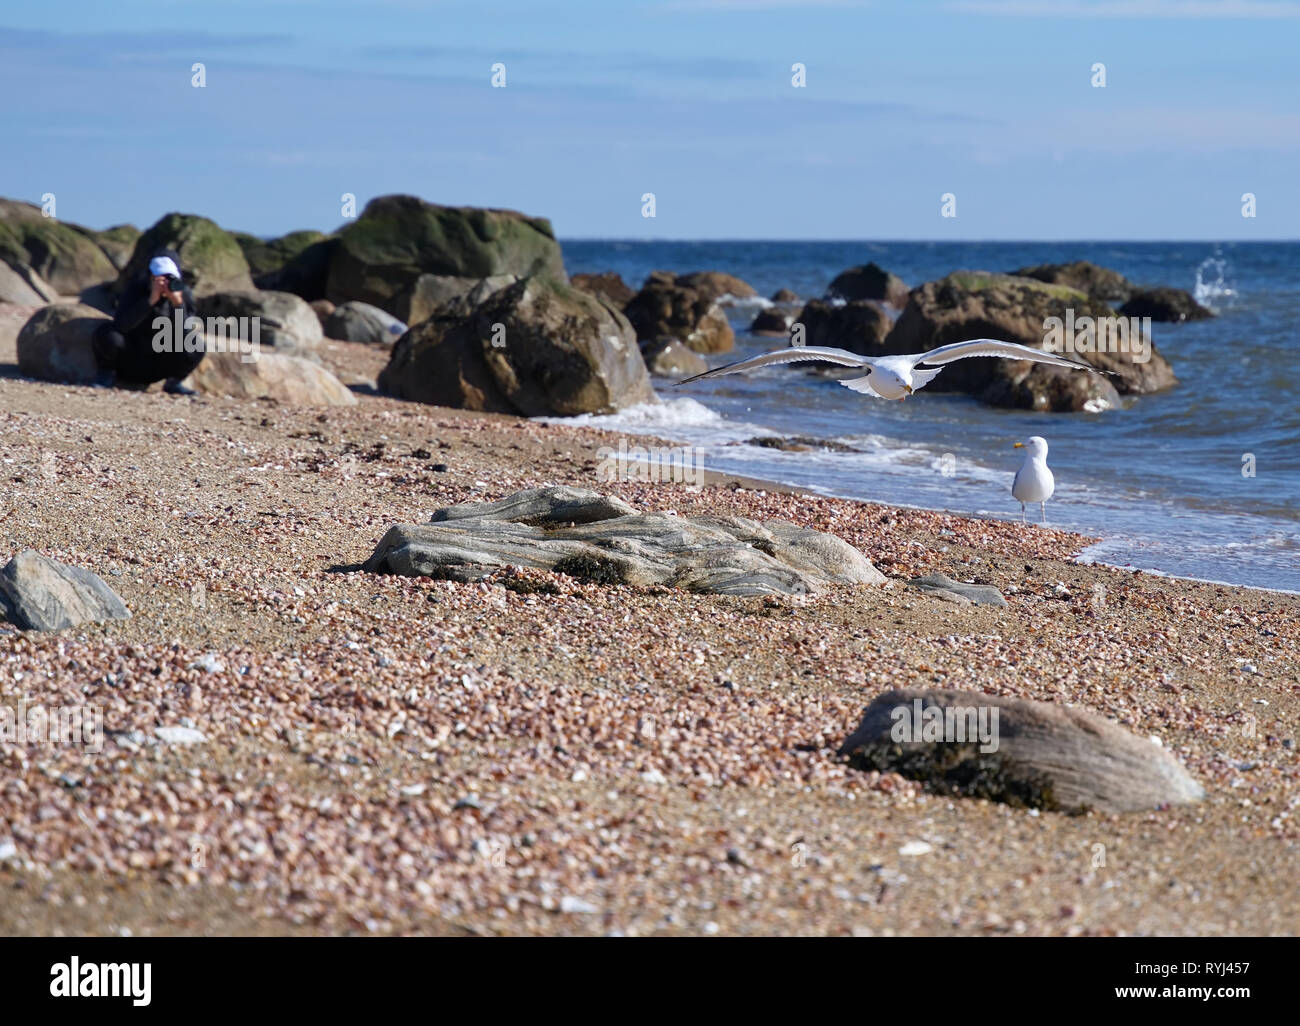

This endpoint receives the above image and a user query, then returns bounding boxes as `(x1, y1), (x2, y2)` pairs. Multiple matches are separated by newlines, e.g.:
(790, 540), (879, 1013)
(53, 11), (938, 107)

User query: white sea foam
(1193, 255), (1237, 309)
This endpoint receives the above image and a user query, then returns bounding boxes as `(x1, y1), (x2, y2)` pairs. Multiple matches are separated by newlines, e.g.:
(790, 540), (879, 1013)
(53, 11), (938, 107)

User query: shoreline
(0, 320), (1297, 937)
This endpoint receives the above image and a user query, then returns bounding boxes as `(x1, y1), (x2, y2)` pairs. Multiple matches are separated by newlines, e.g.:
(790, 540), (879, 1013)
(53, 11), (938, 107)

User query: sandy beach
(0, 303), (1296, 937)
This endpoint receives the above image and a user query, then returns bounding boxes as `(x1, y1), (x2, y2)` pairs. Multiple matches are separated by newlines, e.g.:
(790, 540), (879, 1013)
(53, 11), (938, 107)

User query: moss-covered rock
(116, 213), (254, 297)
(233, 229), (328, 279)
(326, 195), (566, 316)
(378, 276), (655, 417)
(881, 270), (1176, 411)
(0, 199), (119, 294)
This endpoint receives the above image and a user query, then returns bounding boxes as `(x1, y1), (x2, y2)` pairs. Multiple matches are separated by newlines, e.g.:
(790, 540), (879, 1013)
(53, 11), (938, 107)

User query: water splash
(1193, 255), (1236, 310)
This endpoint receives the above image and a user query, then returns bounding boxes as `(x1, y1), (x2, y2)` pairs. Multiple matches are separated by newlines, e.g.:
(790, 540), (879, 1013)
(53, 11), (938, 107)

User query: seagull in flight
(675, 338), (1104, 401)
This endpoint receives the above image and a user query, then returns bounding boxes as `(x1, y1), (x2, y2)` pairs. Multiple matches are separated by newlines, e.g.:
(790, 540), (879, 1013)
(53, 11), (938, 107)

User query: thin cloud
(947, 0), (1300, 17)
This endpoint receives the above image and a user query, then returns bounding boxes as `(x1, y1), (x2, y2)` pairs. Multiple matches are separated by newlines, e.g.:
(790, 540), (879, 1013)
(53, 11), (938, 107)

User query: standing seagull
(1012, 436), (1055, 523)
(675, 338), (1105, 401)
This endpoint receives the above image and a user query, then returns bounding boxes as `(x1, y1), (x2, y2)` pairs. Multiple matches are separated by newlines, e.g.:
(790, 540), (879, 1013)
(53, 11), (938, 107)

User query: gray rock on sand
(907, 572), (1007, 607)
(0, 260), (58, 305)
(195, 290), (323, 358)
(839, 687), (1205, 813)
(15, 302), (110, 385)
(324, 300), (408, 344)
(182, 349), (357, 406)
(364, 486), (886, 596)
(0, 550), (130, 631)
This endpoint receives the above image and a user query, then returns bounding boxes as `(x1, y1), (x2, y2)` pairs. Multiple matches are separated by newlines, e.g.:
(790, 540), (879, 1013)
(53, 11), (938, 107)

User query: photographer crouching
(93, 249), (204, 394)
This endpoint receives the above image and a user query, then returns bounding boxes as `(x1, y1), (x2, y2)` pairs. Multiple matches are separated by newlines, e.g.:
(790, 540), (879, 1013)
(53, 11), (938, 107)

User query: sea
(558, 241), (1300, 594)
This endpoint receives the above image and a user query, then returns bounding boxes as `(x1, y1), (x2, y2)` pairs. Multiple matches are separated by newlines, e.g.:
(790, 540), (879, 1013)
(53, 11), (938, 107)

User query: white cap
(148, 256), (181, 279)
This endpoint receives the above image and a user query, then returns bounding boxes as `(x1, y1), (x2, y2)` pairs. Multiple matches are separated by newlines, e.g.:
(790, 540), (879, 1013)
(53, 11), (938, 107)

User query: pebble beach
(1, 305), (1296, 937)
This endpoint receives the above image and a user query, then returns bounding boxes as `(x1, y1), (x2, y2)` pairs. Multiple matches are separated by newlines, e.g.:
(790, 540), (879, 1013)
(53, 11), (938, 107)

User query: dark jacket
(113, 248), (199, 338)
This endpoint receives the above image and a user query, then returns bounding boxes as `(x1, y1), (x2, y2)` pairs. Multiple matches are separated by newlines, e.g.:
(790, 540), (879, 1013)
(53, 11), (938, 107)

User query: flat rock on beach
(839, 687), (1206, 814)
(364, 485), (886, 596)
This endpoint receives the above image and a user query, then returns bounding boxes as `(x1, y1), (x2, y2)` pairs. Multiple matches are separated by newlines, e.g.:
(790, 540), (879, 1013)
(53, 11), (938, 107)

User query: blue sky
(2, 0), (1298, 239)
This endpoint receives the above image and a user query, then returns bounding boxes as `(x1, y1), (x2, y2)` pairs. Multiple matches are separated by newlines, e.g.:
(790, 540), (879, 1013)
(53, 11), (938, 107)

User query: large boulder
(825, 262), (909, 309)
(571, 271), (635, 308)
(881, 271), (1176, 411)
(324, 301), (407, 344)
(1120, 287), (1214, 323)
(0, 550), (130, 631)
(15, 303), (110, 385)
(194, 290), (323, 358)
(363, 486), (886, 596)
(0, 261), (58, 305)
(0, 199), (119, 294)
(377, 310), (514, 413)
(117, 213), (255, 297)
(394, 273), (516, 325)
(69, 223), (142, 272)
(794, 299), (891, 355)
(254, 236), (339, 300)
(182, 350), (357, 405)
(624, 274), (734, 354)
(379, 276), (656, 416)
(839, 688), (1204, 814)
(1010, 261), (1133, 304)
(233, 229), (328, 279)
(325, 195), (566, 317)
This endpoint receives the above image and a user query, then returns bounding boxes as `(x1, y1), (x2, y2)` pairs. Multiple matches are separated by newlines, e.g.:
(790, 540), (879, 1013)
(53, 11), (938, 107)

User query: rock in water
(642, 338), (708, 377)
(115, 213), (255, 297)
(825, 262), (909, 309)
(182, 350), (357, 405)
(883, 271), (1176, 411)
(794, 299), (891, 357)
(907, 573), (1007, 607)
(363, 486), (885, 596)
(571, 271), (636, 308)
(839, 687), (1205, 813)
(0, 550), (131, 631)
(1119, 287), (1214, 323)
(1010, 261), (1134, 304)
(623, 273), (735, 354)
(324, 301), (408, 344)
(15, 303), (110, 385)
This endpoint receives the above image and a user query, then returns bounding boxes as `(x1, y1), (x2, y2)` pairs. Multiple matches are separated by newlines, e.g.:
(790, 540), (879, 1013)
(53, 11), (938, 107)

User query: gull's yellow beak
(1013, 442), (1024, 448)
(904, 385), (913, 395)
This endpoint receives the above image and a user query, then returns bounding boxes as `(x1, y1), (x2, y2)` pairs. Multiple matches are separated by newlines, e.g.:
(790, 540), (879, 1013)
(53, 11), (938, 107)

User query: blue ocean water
(560, 241), (1300, 593)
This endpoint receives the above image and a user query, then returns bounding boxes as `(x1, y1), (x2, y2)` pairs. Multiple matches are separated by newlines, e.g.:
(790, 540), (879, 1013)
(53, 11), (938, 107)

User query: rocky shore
(2, 194), (1214, 416)
(0, 301), (1296, 935)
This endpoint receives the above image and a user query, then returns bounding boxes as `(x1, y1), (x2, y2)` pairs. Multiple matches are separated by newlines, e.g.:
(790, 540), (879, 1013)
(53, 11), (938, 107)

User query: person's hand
(149, 275), (168, 304)
(165, 288), (185, 307)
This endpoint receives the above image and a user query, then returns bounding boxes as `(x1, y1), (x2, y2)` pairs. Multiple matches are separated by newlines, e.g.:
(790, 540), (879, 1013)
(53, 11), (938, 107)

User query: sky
(2, 0), (1298, 240)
